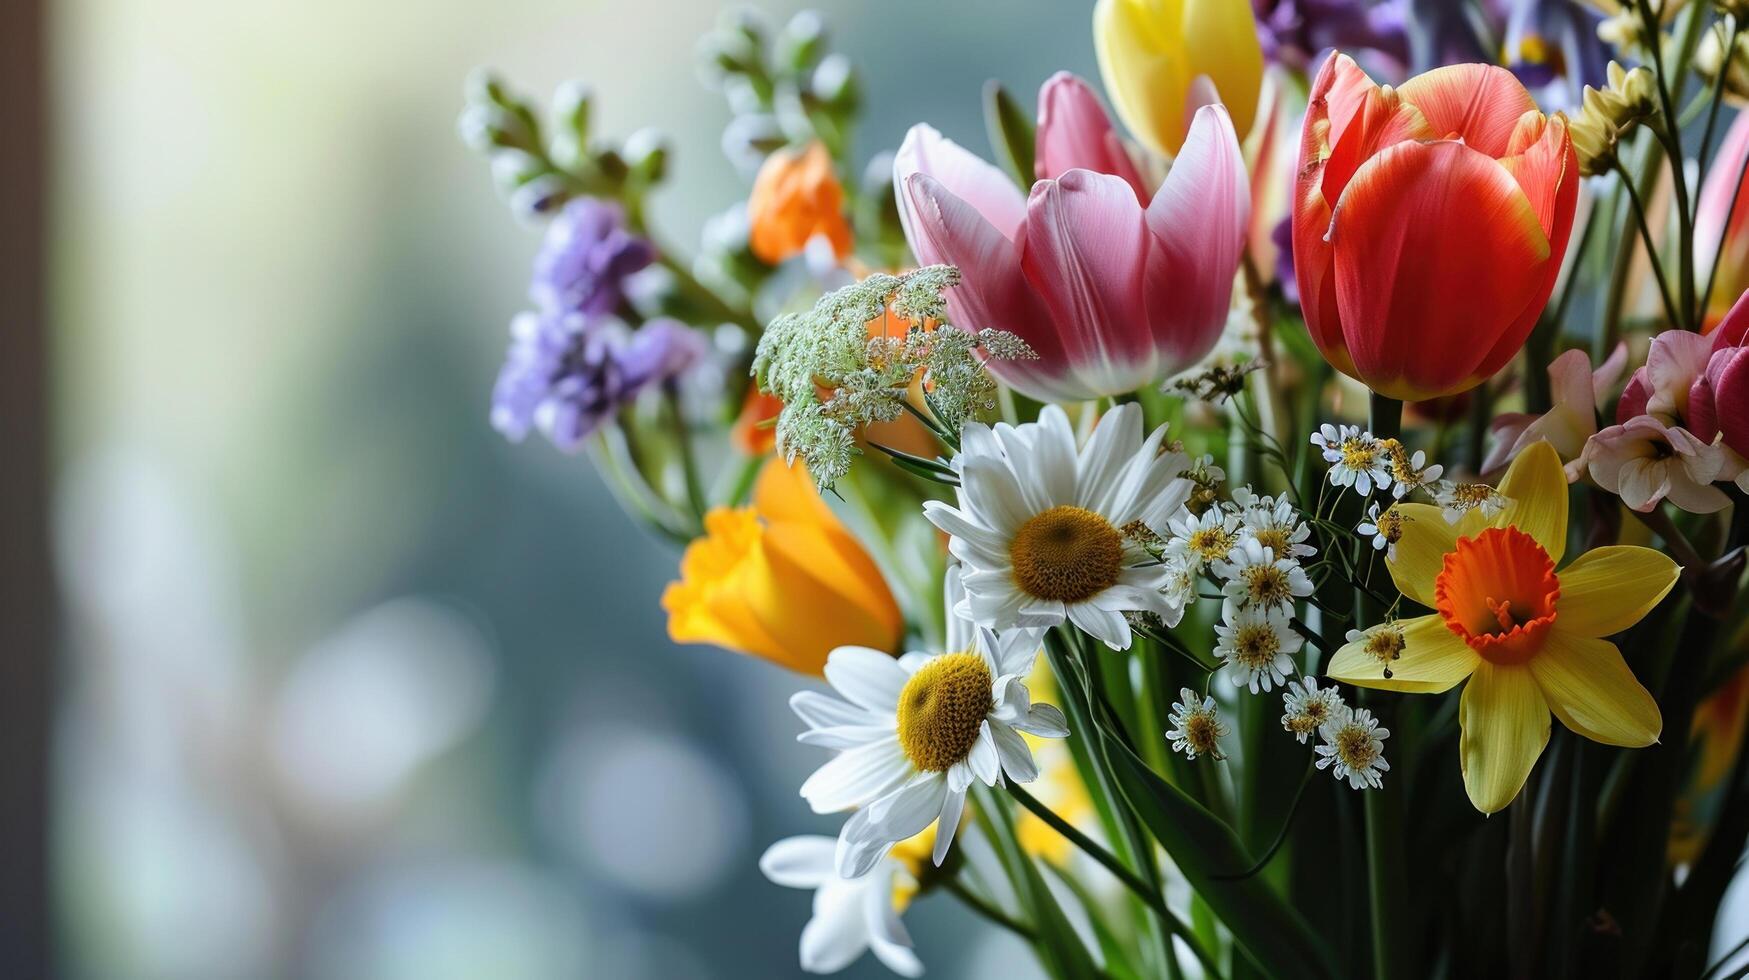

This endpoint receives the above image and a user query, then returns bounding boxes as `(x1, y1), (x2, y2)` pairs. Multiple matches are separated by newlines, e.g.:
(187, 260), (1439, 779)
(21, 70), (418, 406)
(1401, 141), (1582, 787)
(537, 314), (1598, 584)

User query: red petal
(1330, 140), (1552, 399)
(1397, 63), (1539, 159)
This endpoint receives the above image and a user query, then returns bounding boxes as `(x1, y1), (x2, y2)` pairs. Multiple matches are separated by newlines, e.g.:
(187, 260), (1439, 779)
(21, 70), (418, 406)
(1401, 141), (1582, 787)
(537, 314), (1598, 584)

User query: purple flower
(1254, 0), (1410, 76)
(1500, 0), (1607, 112)
(529, 198), (655, 317)
(491, 311), (705, 452)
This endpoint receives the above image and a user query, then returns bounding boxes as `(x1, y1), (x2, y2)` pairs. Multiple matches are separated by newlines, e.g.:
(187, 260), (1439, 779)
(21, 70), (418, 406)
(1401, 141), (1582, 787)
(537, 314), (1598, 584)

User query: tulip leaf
(1102, 730), (1341, 980)
(982, 80), (1034, 189)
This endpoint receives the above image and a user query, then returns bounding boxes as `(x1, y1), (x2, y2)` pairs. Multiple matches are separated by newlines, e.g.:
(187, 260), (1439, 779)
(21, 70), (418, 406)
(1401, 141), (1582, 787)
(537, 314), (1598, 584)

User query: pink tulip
(1688, 290), (1749, 466)
(894, 72), (1250, 401)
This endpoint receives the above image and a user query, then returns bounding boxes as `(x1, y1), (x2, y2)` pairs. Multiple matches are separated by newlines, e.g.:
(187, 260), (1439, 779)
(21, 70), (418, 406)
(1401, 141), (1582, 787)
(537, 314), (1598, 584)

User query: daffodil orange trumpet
(1293, 54), (1580, 401)
(1328, 441), (1677, 814)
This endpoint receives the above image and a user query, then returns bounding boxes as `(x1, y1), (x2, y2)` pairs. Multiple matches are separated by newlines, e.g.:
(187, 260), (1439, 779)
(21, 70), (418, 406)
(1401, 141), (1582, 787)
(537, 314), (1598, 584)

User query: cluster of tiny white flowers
(1311, 423), (1448, 502)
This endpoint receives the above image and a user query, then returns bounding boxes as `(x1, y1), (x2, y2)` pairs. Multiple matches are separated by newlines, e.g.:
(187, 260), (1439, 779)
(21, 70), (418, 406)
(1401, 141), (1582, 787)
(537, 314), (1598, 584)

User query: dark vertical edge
(0, 0), (52, 974)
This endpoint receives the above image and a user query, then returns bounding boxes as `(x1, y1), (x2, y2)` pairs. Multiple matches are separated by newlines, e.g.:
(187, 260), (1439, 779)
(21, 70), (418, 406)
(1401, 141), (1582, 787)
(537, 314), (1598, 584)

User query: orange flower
(748, 142), (853, 265)
(732, 388), (783, 455)
(662, 458), (902, 675)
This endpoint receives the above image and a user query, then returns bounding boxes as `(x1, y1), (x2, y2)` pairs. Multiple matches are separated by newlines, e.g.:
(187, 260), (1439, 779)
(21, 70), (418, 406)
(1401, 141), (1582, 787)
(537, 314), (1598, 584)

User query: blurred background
(22, 0), (1114, 976)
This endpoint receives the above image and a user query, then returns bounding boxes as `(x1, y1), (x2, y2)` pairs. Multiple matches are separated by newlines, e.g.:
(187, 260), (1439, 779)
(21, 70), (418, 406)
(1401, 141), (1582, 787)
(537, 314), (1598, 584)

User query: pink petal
(1715, 347), (1749, 458)
(1145, 104), (1249, 371)
(1618, 367), (1651, 424)
(894, 124), (1027, 245)
(901, 172), (1062, 380)
(1645, 329), (1713, 419)
(1035, 72), (1148, 202)
(1020, 169), (1155, 394)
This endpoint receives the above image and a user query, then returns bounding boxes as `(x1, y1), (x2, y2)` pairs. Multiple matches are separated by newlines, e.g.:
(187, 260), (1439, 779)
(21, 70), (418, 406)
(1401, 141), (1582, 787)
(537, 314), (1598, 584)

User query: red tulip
(1293, 53), (1579, 401)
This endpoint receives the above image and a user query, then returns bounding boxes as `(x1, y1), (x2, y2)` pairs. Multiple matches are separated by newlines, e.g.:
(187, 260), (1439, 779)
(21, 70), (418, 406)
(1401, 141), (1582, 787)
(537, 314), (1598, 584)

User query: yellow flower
(1328, 441), (1678, 813)
(1092, 0), (1263, 157)
(746, 141), (852, 266)
(662, 458), (902, 675)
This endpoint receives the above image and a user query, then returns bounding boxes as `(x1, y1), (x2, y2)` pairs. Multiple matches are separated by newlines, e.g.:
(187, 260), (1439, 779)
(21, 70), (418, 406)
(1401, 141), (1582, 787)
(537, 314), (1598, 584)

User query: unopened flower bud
(1698, 24), (1749, 104)
(623, 128), (670, 184)
(1571, 61), (1659, 175)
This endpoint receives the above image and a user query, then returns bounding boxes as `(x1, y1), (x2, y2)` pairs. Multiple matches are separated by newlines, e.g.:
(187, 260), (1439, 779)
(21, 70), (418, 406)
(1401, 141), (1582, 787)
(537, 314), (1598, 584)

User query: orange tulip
(662, 458), (902, 676)
(1293, 54), (1579, 401)
(747, 142), (853, 266)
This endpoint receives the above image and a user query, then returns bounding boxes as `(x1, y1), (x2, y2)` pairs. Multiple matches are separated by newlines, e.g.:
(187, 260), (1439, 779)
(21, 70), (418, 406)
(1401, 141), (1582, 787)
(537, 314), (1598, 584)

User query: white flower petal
(824, 647), (910, 713)
(933, 789), (966, 866)
(800, 737), (912, 813)
(760, 836), (840, 889)
(987, 719), (1040, 782)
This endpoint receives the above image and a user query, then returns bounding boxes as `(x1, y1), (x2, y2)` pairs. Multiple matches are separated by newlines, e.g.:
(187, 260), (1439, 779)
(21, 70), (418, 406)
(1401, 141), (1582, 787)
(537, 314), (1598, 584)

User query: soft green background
(49, 0), (1104, 976)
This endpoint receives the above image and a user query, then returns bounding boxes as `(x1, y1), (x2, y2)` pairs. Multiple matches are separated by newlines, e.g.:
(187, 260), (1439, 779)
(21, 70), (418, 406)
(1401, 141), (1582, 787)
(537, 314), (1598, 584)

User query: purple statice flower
(1254, 0), (1411, 77)
(491, 311), (705, 452)
(529, 197), (655, 317)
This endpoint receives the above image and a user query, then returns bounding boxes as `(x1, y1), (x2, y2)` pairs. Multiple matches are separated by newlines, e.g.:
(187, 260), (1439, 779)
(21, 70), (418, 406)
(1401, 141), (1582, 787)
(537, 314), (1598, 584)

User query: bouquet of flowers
(458, 1), (1749, 975)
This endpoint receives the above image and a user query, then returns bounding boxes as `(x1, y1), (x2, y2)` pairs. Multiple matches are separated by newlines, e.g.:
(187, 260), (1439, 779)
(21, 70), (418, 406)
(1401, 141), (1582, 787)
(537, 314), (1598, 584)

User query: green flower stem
(1614, 157), (1686, 330)
(1362, 393), (1407, 980)
(1007, 782), (1224, 980)
(1698, 18), (1741, 179)
(664, 384), (708, 522)
(943, 877), (1036, 943)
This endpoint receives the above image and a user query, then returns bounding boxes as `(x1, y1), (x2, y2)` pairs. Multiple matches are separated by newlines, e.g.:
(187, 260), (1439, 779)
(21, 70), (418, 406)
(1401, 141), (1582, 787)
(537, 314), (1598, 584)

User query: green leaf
(982, 80), (1035, 190)
(974, 787), (1102, 980)
(1104, 734), (1340, 980)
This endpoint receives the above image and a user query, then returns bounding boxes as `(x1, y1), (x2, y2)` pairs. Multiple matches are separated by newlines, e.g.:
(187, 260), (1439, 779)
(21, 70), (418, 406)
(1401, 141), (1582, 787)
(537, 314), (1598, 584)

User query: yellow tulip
(1328, 441), (1678, 814)
(1092, 0), (1264, 157)
(662, 458), (902, 676)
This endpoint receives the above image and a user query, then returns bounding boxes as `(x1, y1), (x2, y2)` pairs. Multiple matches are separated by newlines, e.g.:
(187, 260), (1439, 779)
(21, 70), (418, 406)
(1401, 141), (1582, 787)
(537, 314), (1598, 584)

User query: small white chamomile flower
(1165, 506), (1241, 572)
(1430, 480), (1510, 524)
(1316, 706), (1391, 790)
(1356, 502), (1406, 559)
(1281, 677), (1345, 744)
(1214, 604), (1303, 693)
(1167, 687), (1229, 760)
(1381, 440), (1444, 499)
(1312, 423), (1393, 495)
(1211, 539), (1314, 615)
(1230, 488), (1317, 560)
(1341, 621), (1407, 680)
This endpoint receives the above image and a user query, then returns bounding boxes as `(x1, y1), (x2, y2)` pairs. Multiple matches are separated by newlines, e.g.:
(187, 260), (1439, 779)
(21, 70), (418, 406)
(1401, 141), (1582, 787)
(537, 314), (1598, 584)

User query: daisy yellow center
(1232, 624), (1281, 668)
(1336, 725), (1380, 770)
(1253, 527), (1290, 555)
(1434, 526), (1560, 665)
(1339, 438), (1377, 471)
(1289, 701), (1329, 735)
(1188, 526), (1238, 562)
(1242, 564), (1292, 606)
(896, 653), (994, 772)
(1184, 712), (1220, 754)
(1009, 505), (1124, 603)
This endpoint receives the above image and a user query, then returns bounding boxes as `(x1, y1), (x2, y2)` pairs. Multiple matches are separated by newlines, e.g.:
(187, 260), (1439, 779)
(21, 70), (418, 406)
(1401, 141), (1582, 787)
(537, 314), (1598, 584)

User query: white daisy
(1430, 480), (1510, 524)
(1381, 440), (1444, 499)
(1310, 423), (1392, 495)
(1342, 621), (1406, 680)
(1315, 705), (1391, 789)
(760, 833), (927, 977)
(1159, 555), (1200, 616)
(1165, 505), (1241, 573)
(924, 403), (1194, 650)
(1213, 604), (1303, 693)
(1356, 502), (1405, 559)
(795, 572), (1068, 878)
(1210, 539), (1314, 615)
(1229, 487), (1317, 560)
(1280, 677), (1344, 744)
(1167, 687), (1229, 760)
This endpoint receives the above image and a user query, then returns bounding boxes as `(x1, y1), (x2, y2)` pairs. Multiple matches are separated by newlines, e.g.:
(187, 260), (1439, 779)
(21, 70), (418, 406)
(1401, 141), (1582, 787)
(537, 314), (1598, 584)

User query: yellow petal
(1327, 613), (1479, 694)
(1385, 502), (1457, 608)
(1554, 545), (1680, 638)
(1094, 0), (1191, 157)
(1180, 0), (1263, 142)
(1531, 629), (1661, 747)
(1492, 439), (1569, 563)
(1459, 662), (1551, 813)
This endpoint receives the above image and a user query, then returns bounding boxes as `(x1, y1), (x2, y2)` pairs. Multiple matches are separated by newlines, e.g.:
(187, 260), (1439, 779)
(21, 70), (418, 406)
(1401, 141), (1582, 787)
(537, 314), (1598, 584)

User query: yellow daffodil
(1092, 0), (1263, 157)
(662, 458), (902, 675)
(1329, 440), (1678, 813)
